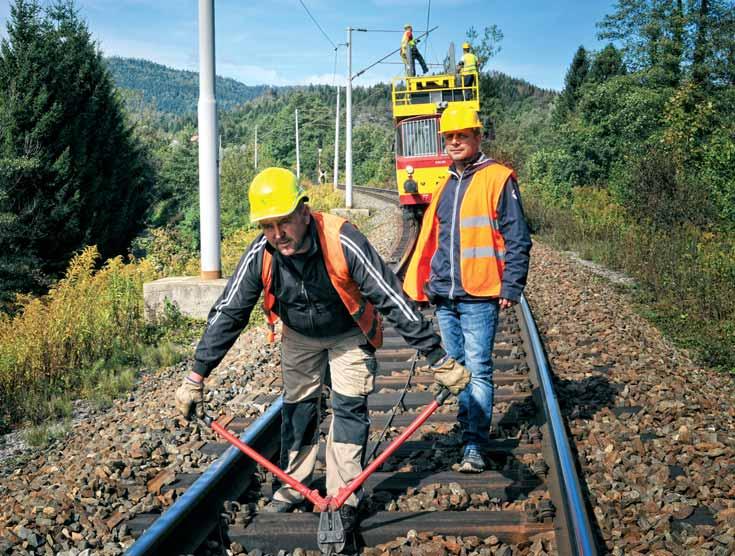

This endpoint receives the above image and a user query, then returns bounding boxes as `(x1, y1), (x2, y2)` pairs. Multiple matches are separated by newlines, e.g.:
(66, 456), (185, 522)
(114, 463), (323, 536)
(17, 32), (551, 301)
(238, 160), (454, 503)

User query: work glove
(431, 356), (471, 395)
(175, 376), (205, 420)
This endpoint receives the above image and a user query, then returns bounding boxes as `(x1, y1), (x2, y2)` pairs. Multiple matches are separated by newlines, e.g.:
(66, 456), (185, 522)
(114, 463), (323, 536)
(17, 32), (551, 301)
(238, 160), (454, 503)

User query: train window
(396, 118), (441, 158)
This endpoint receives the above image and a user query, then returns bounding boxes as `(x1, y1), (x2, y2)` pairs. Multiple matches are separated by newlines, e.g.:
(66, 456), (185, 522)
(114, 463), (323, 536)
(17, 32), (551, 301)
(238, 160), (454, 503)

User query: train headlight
(406, 165), (414, 177)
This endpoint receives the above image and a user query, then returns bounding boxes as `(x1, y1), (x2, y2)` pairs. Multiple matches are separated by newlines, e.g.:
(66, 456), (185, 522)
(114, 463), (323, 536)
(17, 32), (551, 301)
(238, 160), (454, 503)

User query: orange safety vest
(261, 211), (383, 348)
(401, 30), (413, 55)
(403, 162), (515, 302)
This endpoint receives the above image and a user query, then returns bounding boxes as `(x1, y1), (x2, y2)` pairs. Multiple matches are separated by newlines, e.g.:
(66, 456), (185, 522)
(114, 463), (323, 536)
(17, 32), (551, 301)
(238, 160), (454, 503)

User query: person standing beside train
(403, 106), (532, 473)
(174, 167), (470, 534)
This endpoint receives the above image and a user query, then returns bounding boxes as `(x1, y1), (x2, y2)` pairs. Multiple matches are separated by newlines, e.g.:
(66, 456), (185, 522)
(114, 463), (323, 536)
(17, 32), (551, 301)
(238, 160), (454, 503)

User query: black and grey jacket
(193, 216), (445, 378)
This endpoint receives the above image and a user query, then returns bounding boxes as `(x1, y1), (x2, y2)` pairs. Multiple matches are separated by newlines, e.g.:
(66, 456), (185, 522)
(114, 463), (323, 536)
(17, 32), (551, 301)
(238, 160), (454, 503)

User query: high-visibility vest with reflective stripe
(261, 211), (383, 348)
(461, 52), (478, 74)
(403, 162), (514, 301)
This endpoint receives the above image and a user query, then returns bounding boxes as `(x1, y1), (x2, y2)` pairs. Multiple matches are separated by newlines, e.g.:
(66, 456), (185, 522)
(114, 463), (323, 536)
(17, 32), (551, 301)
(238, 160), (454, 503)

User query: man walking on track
(404, 106), (532, 473)
(175, 167), (470, 534)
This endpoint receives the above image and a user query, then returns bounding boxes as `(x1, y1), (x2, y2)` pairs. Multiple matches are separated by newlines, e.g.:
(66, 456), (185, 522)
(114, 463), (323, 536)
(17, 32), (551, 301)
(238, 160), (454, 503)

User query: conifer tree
(0, 0), (153, 302)
(588, 44), (627, 83)
(556, 46), (589, 119)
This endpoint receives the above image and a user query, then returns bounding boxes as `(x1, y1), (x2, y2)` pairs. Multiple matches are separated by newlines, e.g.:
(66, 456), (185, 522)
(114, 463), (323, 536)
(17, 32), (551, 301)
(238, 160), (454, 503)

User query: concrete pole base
(143, 276), (227, 321)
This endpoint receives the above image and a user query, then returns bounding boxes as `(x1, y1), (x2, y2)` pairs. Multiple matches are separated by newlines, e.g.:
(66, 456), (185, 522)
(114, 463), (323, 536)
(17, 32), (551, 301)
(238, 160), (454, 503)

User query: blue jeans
(435, 298), (499, 448)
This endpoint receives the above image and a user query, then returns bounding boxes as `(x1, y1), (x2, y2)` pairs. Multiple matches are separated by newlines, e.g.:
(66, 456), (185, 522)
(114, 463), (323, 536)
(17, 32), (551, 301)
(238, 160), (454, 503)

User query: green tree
(555, 46), (590, 119)
(0, 0), (153, 303)
(465, 25), (504, 71)
(588, 44), (627, 83)
(598, 0), (735, 86)
(149, 128), (199, 248)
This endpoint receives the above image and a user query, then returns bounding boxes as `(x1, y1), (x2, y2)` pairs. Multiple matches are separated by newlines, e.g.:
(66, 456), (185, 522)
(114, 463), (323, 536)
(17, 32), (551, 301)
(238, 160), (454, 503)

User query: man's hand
(175, 374), (204, 420)
(499, 298), (516, 310)
(432, 356), (471, 395)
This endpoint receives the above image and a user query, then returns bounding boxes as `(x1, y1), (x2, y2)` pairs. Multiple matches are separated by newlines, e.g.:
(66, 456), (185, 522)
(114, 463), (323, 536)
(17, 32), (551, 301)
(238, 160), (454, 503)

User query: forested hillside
(106, 57), (278, 115)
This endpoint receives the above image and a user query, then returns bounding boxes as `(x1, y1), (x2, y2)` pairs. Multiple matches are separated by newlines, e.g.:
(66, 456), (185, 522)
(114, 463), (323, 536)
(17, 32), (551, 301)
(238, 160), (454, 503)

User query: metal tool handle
(435, 386), (451, 405)
(200, 413), (330, 511)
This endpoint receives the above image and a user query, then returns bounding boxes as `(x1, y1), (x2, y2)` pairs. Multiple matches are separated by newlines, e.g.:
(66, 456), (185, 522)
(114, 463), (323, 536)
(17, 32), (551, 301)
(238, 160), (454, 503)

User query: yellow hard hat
(462, 42), (470, 50)
(439, 106), (482, 134)
(249, 167), (307, 223)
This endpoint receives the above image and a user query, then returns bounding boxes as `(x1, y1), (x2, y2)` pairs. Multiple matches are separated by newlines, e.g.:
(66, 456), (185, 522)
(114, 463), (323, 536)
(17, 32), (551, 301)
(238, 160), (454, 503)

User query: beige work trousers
(272, 325), (378, 508)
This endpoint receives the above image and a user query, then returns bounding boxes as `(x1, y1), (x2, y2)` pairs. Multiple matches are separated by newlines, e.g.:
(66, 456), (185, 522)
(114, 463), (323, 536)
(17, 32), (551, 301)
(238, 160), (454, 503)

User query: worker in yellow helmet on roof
(457, 42), (479, 99)
(400, 23), (428, 77)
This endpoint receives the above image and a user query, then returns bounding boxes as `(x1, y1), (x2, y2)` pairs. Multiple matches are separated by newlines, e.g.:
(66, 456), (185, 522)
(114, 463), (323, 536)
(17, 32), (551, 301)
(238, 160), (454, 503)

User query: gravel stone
(2, 203), (733, 555)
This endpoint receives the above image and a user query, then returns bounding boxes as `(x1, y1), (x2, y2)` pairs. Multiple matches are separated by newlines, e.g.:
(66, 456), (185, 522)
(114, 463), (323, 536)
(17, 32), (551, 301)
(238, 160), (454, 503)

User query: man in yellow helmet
(400, 24), (428, 76)
(404, 107), (532, 473)
(457, 42), (478, 99)
(176, 167), (470, 535)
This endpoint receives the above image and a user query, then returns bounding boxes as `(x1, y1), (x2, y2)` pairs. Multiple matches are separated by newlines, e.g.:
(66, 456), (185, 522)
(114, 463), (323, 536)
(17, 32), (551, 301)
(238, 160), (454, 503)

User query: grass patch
(0, 247), (198, 430)
(525, 188), (735, 374)
(0, 182), (348, 431)
(24, 419), (71, 448)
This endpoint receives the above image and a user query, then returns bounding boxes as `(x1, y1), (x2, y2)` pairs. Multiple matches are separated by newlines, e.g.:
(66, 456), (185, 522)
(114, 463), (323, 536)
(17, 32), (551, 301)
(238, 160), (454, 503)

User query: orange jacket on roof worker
(400, 23), (428, 77)
(175, 167), (471, 541)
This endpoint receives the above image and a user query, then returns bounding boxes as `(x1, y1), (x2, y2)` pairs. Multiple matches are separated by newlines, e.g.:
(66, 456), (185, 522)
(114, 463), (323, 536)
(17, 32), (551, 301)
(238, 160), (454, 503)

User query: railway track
(335, 184), (400, 207)
(124, 189), (597, 555)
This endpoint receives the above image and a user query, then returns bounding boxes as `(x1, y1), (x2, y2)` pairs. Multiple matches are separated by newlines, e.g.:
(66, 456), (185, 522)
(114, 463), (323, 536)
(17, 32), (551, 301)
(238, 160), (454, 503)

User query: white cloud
(217, 61), (286, 85)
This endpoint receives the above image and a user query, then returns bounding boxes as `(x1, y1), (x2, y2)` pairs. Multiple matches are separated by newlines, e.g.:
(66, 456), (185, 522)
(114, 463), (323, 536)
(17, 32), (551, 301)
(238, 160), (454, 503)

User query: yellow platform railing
(391, 70), (480, 110)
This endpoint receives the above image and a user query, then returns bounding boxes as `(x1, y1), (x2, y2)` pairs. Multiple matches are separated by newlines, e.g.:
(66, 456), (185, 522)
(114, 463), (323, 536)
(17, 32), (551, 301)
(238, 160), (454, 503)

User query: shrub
(0, 247), (156, 426)
(524, 189), (735, 373)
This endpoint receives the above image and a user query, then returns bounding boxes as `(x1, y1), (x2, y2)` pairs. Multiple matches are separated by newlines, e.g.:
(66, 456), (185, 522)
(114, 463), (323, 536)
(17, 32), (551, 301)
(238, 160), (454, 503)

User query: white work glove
(431, 356), (471, 395)
(175, 376), (205, 420)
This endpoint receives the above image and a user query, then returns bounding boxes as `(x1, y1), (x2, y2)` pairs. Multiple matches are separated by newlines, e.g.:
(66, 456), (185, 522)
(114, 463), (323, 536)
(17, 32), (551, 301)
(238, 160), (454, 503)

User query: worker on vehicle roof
(404, 106), (532, 473)
(401, 23), (428, 77)
(457, 42), (478, 99)
(176, 167), (470, 538)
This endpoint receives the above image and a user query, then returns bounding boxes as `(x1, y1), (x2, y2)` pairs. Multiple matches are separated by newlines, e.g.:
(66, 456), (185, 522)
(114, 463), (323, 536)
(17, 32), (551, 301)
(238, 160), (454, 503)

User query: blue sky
(0, 1), (617, 91)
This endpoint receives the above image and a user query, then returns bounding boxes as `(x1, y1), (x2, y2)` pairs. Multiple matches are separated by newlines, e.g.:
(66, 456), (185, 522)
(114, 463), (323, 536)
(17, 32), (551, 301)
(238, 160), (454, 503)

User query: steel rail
(125, 398), (284, 556)
(519, 294), (598, 556)
(124, 192), (597, 554)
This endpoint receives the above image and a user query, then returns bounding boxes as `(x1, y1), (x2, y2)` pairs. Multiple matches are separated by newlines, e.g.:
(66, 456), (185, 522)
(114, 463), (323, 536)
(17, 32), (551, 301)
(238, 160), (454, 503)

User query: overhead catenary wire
(352, 25), (438, 80)
(297, 0), (337, 49)
(423, 0), (432, 58)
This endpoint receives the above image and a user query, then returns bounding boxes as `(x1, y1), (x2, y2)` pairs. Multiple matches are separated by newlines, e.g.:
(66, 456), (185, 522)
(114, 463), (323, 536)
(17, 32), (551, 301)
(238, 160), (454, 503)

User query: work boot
(262, 498), (298, 513)
(339, 504), (359, 534)
(459, 445), (485, 473)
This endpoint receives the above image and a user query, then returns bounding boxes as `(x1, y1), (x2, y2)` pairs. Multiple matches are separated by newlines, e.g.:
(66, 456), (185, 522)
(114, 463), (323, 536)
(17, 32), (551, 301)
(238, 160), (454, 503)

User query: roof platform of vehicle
(391, 71), (479, 118)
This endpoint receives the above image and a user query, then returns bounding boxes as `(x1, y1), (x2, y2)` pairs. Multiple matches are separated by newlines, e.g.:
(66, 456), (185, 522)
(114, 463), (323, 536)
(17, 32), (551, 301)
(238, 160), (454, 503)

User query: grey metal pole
(345, 27), (353, 208)
(197, 0), (221, 279)
(295, 109), (300, 179)
(318, 147), (322, 183)
(333, 85), (340, 190)
(254, 125), (258, 169)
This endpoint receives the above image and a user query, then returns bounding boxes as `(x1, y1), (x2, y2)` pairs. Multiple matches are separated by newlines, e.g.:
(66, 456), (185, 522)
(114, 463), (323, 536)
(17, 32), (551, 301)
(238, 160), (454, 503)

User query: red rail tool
(201, 387), (451, 554)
